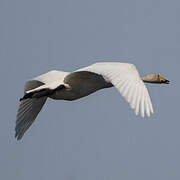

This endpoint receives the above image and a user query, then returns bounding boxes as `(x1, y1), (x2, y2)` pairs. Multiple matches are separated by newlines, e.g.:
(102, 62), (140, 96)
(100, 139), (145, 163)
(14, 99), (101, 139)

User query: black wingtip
(15, 129), (23, 141)
(15, 128), (20, 140)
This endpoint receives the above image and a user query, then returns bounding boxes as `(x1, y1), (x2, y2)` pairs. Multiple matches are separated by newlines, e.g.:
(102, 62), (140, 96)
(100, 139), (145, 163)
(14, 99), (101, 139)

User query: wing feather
(15, 97), (47, 140)
(140, 88), (145, 118)
(144, 90), (150, 117)
(147, 92), (154, 114)
(127, 83), (135, 104)
(17, 100), (33, 121)
(135, 86), (142, 116)
(130, 83), (138, 109)
(122, 79), (134, 102)
(119, 78), (130, 96)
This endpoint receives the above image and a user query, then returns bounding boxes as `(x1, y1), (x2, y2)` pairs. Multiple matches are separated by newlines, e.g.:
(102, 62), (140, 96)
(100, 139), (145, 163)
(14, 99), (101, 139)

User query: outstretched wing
(16, 70), (69, 140)
(16, 70), (70, 140)
(77, 62), (154, 117)
(15, 80), (47, 140)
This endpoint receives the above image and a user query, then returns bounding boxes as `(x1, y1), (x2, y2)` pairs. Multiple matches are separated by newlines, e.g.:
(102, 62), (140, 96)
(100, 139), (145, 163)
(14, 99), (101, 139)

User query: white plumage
(77, 62), (153, 117)
(16, 62), (169, 140)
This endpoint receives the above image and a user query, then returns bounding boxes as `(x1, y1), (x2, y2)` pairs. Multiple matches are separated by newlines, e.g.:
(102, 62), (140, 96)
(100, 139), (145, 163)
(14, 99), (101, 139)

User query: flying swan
(15, 62), (169, 140)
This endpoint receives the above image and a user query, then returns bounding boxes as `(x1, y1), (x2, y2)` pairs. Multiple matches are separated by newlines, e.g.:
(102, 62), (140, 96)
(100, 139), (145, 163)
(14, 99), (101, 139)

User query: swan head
(142, 74), (170, 84)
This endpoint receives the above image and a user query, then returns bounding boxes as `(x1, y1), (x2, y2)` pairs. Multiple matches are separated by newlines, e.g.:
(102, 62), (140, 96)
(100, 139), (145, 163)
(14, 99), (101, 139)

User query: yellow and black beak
(159, 75), (170, 84)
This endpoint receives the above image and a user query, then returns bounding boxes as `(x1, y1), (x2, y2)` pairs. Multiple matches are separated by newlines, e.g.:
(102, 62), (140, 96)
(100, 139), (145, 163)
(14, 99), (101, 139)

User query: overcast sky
(0, 0), (180, 179)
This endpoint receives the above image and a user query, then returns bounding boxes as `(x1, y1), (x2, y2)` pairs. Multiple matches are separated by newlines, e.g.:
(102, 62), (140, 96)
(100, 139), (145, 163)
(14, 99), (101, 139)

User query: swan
(15, 62), (169, 140)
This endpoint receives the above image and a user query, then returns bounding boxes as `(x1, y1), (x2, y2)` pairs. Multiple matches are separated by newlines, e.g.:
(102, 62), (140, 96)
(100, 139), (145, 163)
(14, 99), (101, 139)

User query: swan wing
(15, 70), (69, 140)
(15, 80), (47, 140)
(77, 62), (154, 117)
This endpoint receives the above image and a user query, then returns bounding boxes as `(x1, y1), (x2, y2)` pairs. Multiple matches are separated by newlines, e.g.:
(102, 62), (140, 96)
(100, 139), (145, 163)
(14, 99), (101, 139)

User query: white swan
(15, 62), (169, 140)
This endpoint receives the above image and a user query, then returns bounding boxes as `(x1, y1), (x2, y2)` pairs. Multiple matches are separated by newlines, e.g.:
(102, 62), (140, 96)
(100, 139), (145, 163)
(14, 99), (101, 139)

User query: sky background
(0, 0), (180, 179)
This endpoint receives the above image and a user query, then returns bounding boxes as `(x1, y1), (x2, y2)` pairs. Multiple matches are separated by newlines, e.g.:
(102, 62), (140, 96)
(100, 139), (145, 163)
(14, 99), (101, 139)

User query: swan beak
(160, 76), (170, 84)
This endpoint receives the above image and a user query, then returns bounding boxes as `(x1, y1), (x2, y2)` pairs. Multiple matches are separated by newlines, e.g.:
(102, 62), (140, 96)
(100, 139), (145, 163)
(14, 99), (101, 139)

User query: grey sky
(0, 0), (179, 179)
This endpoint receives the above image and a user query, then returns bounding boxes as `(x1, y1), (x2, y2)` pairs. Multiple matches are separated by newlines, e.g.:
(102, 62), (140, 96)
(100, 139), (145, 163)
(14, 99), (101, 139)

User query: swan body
(16, 62), (169, 140)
